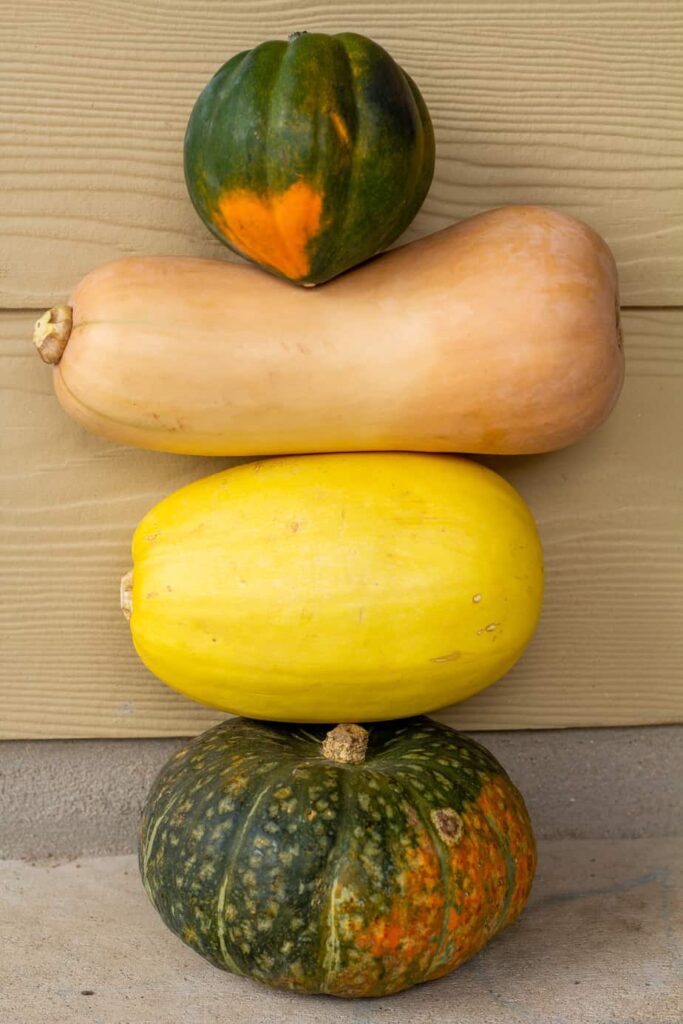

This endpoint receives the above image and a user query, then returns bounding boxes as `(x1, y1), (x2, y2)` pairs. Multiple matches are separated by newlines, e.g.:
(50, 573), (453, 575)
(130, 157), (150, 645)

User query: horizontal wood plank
(1, 309), (681, 737)
(1, 0), (682, 307)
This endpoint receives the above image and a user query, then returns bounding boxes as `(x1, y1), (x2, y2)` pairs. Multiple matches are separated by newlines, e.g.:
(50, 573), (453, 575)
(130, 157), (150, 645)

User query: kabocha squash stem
(321, 723), (369, 764)
(33, 305), (73, 365)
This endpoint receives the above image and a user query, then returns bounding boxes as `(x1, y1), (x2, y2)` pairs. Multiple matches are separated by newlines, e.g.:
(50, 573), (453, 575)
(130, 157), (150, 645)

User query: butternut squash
(34, 206), (623, 456)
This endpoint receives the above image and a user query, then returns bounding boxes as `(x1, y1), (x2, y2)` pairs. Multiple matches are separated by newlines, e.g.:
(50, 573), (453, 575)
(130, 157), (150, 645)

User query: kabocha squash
(34, 206), (623, 457)
(121, 453), (543, 722)
(184, 31), (434, 284)
(140, 716), (536, 997)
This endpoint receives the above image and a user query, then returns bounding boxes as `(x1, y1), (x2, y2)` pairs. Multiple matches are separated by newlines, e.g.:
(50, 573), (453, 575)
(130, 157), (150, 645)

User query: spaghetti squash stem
(33, 305), (73, 364)
(120, 570), (133, 620)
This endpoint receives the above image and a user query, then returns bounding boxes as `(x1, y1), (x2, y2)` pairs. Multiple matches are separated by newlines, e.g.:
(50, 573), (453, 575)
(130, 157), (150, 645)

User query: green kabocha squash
(184, 31), (435, 285)
(140, 717), (536, 998)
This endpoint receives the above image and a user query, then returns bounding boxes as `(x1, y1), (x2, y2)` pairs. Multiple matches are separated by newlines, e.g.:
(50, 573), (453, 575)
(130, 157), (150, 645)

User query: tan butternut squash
(34, 205), (623, 456)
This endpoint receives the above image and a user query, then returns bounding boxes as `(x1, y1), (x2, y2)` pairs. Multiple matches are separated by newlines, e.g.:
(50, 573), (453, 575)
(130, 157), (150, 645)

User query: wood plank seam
(2, 308), (681, 737)
(2, 0), (682, 306)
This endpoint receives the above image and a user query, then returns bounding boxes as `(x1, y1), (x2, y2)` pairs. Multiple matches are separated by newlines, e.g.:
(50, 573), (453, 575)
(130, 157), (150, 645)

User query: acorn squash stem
(33, 305), (73, 364)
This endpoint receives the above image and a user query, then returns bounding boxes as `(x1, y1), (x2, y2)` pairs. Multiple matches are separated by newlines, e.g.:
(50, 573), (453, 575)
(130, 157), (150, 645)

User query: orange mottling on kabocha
(476, 777), (537, 926)
(325, 823), (446, 996)
(353, 830), (445, 961)
(212, 181), (323, 281)
(332, 780), (534, 994)
(426, 797), (511, 980)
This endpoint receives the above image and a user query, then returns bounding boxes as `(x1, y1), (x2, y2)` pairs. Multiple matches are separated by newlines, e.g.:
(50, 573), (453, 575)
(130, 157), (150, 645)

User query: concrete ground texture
(1, 727), (681, 1022)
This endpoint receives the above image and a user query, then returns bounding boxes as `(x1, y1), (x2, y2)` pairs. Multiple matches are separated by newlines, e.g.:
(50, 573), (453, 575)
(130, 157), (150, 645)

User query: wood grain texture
(1, 310), (681, 738)
(1, 0), (682, 308)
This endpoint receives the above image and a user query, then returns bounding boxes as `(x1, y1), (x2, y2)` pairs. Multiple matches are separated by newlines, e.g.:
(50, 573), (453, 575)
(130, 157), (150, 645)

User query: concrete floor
(2, 725), (680, 1021)
(1, 838), (681, 1024)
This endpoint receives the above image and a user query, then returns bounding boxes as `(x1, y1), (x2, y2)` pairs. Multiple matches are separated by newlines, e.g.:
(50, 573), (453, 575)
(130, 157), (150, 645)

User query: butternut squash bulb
(121, 453), (544, 722)
(34, 206), (623, 457)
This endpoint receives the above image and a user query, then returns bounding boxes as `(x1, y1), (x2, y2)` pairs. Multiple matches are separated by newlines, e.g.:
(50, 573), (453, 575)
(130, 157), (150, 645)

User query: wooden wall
(1, 1), (681, 737)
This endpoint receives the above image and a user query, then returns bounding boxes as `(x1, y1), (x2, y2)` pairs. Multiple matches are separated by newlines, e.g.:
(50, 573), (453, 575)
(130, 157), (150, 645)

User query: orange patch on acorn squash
(212, 181), (323, 280)
(329, 112), (350, 145)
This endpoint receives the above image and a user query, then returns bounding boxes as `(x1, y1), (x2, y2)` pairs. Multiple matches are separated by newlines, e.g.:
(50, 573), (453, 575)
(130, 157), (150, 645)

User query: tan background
(1, 0), (682, 738)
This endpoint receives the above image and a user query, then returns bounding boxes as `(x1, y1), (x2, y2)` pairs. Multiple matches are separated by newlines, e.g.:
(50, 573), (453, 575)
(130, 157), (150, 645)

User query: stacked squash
(34, 31), (624, 999)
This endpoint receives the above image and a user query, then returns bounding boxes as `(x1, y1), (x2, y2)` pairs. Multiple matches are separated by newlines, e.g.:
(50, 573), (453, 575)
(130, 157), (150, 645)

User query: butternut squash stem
(321, 723), (368, 764)
(120, 571), (133, 621)
(33, 305), (73, 365)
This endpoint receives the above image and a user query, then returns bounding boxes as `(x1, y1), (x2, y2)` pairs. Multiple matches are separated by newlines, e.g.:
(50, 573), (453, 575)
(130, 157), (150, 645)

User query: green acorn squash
(184, 31), (435, 285)
(140, 717), (536, 997)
